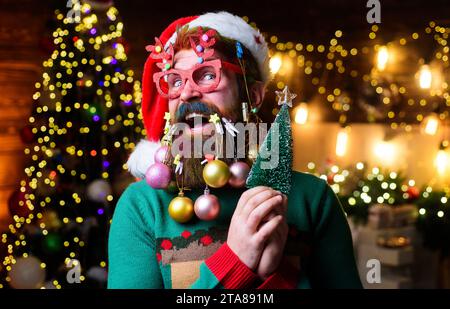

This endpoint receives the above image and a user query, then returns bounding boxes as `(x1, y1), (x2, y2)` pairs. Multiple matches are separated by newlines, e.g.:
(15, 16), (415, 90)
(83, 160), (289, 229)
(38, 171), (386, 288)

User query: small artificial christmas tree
(245, 86), (295, 195)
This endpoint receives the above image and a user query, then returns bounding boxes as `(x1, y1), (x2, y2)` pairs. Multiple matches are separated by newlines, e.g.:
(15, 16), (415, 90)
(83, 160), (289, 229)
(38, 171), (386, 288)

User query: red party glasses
(153, 59), (243, 99)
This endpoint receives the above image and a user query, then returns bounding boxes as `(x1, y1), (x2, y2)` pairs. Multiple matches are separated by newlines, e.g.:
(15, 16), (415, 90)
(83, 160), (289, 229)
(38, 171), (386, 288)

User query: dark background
(115, 0), (450, 75)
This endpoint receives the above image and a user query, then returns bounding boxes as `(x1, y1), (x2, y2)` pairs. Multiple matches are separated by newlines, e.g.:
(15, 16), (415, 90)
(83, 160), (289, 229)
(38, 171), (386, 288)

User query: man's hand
(256, 194), (289, 281)
(227, 186), (285, 271)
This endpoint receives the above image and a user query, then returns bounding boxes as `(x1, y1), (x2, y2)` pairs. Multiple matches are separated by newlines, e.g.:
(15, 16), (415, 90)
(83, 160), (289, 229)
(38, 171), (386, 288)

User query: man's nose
(180, 79), (202, 102)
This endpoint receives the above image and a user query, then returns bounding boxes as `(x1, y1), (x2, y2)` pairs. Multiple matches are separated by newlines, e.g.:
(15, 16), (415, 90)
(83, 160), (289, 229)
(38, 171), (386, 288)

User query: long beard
(168, 132), (237, 189)
(168, 100), (251, 190)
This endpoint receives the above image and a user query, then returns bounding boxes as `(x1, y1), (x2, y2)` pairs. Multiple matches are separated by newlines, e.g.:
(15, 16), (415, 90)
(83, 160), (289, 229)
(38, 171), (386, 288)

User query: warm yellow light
(374, 141), (395, 160)
(422, 113), (440, 135)
(269, 55), (282, 75)
(419, 65), (432, 89)
(336, 127), (349, 157)
(376, 46), (389, 71)
(435, 149), (449, 175)
(294, 103), (309, 124)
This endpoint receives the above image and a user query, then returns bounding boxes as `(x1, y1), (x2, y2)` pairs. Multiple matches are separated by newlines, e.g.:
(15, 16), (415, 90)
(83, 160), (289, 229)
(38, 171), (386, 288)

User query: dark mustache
(175, 102), (221, 122)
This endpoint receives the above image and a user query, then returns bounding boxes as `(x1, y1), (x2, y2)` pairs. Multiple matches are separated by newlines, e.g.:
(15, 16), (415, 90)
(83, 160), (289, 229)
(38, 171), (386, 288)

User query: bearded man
(108, 11), (362, 289)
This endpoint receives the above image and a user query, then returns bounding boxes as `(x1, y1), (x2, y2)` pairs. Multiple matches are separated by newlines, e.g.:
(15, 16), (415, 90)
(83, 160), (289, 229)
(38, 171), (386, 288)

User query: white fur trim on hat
(127, 139), (161, 178)
(165, 11), (270, 83)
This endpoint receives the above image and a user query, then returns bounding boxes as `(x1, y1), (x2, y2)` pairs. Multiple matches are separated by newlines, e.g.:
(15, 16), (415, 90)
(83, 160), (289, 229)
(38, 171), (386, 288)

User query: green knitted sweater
(107, 171), (362, 289)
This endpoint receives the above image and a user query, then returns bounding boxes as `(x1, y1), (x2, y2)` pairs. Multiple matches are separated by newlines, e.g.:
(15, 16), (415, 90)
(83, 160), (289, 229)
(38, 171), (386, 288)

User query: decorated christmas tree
(0, 0), (143, 289)
(246, 86), (294, 195)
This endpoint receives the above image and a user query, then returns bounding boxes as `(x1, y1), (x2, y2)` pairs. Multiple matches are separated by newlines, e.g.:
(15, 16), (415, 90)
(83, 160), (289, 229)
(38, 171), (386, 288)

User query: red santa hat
(128, 11), (269, 178)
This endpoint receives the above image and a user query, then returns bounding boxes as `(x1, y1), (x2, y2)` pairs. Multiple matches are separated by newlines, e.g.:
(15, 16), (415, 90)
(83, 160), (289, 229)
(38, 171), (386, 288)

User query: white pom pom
(127, 140), (161, 178)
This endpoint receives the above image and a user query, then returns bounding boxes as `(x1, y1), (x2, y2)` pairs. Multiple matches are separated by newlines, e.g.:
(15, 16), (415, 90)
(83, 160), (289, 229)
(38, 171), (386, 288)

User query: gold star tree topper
(275, 86), (296, 107)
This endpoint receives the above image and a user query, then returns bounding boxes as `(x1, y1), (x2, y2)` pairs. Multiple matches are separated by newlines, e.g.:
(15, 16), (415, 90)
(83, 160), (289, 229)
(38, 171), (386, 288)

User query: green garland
(415, 190), (450, 256)
(309, 163), (450, 256)
(338, 169), (410, 224)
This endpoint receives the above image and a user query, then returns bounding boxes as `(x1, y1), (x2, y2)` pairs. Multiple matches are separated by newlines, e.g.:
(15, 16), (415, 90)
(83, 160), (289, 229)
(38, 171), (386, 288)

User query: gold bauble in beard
(168, 194), (194, 223)
(202, 159), (231, 188)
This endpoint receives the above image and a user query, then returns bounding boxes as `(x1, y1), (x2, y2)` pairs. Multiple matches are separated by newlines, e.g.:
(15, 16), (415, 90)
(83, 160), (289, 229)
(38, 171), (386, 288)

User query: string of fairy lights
(266, 23), (449, 121)
(1, 2), (144, 288)
(243, 17), (450, 220)
(253, 19), (450, 178)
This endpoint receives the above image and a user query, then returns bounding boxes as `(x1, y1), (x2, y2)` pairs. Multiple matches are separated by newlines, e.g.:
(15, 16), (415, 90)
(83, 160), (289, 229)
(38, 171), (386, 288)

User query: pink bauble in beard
(194, 193), (220, 221)
(154, 145), (169, 163)
(145, 162), (171, 189)
(228, 161), (250, 188)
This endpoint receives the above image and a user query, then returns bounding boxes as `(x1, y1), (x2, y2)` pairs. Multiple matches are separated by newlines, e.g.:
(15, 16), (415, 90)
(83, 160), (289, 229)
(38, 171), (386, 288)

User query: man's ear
(249, 81), (266, 110)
